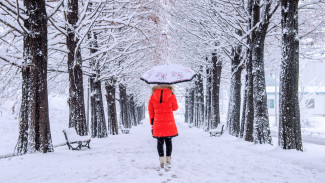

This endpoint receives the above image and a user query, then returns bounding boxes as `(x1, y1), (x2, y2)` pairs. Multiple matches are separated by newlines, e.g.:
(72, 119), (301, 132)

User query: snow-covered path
(0, 118), (325, 183)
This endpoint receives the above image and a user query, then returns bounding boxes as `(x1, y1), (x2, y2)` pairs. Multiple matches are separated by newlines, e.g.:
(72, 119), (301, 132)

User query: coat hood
(152, 85), (174, 93)
(151, 85), (174, 103)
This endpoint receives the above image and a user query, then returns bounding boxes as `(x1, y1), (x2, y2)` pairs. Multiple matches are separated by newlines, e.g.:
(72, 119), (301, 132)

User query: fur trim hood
(152, 85), (174, 93)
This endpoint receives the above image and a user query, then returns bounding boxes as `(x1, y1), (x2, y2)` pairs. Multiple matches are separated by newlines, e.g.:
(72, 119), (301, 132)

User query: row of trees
(0, 0), (158, 154)
(176, 0), (325, 151)
(1, 0), (324, 155)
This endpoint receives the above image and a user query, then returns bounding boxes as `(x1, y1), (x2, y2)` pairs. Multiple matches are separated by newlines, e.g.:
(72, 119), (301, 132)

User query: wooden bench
(62, 129), (91, 150)
(209, 125), (224, 137)
(121, 129), (130, 134)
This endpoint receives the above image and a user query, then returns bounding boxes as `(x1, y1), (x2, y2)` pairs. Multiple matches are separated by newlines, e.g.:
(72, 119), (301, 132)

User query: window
(305, 98), (315, 109)
(267, 99), (274, 109)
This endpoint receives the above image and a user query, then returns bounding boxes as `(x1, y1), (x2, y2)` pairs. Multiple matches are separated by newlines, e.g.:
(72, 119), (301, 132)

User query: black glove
(150, 118), (154, 125)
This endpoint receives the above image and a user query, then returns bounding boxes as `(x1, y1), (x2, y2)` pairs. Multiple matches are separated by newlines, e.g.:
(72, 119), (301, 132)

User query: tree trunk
(119, 84), (130, 129)
(17, 0), (53, 154)
(88, 31), (107, 138)
(240, 74), (247, 138)
(244, 49), (254, 142)
(251, 0), (272, 144)
(243, 0), (255, 142)
(105, 80), (118, 135)
(193, 77), (199, 127)
(135, 104), (144, 125)
(140, 104), (146, 121)
(205, 66), (212, 130)
(252, 39), (272, 144)
(197, 69), (205, 128)
(227, 41), (243, 137)
(139, 105), (145, 122)
(66, 0), (87, 135)
(279, 0), (303, 151)
(129, 95), (137, 126)
(90, 75), (107, 138)
(185, 89), (189, 123)
(188, 87), (195, 125)
(211, 53), (222, 129)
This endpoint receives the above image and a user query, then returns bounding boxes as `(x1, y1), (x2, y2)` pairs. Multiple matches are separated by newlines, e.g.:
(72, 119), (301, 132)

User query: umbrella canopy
(140, 64), (196, 84)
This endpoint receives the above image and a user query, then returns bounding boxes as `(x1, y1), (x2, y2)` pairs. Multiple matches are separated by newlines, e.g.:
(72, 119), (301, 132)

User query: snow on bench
(209, 125), (224, 137)
(62, 128), (91, 150)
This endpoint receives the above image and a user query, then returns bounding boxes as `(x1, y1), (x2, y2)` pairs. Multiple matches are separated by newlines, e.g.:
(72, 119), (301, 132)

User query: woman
(148, 84), (178, 168)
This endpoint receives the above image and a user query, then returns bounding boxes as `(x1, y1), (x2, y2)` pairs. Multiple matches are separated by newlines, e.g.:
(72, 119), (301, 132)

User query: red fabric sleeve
(172, 94), (178, 111)
(148, 95), (154, 125)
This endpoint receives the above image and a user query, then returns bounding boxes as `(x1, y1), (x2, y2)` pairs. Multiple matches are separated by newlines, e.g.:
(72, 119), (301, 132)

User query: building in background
(266, 60), (325, 124)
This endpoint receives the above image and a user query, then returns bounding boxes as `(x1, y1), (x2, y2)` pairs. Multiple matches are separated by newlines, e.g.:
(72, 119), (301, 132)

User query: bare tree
(205, 65), (212, 130)
(119, 83), (130, 130)
(211, 53), (222, 129)
(66, 0), (87, 135)
(242, 0), (255, 142)
(278, 0), (303, 151)
(105, 79), (118, 135)
(227, 34), (244, 137)
(88, 29), (107, 138)
(250, 0), (278, 144)
(17, 0), (53, 154)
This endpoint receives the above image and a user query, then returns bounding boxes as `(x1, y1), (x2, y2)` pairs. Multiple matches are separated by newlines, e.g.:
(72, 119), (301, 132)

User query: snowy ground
(1, 122), (325, 182)
(1, 96), (325, 183)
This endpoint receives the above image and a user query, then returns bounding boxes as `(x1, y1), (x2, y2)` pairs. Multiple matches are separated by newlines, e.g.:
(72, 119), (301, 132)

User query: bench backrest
(209, 124), (225, 133)
(220, 125), (224, 134)
(62, 130), (70, 143)
(220, 125), (224, 132)
(63, 128), (91, 142)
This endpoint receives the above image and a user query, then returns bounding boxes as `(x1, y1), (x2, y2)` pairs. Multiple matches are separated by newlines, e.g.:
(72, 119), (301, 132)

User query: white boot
(166, 156), (171, 164)
(166, 156), (171, 167)
(159, 157), (165, 168)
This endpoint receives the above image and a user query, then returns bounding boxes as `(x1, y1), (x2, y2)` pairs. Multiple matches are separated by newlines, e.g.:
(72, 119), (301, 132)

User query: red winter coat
(148, 85), (178, 138)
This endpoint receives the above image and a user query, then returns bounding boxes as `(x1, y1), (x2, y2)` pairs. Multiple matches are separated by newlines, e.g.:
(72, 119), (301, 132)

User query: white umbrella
(140, 64), (196, 84)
